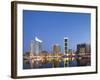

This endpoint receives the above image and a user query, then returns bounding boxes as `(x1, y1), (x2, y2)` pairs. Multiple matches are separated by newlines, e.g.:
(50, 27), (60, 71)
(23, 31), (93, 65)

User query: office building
(30, 37), (43, 56)
(53, 44), (61, 54)
(77, 43), (91, 55)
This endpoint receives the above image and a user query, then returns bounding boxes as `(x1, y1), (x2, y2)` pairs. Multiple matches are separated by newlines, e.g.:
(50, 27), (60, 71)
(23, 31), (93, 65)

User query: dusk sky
(23, 10), (91, 53)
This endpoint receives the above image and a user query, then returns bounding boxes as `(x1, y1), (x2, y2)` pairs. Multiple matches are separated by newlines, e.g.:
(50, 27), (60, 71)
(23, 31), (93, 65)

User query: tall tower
(64, 37), (68, 54)
(64, 37), (69, 67)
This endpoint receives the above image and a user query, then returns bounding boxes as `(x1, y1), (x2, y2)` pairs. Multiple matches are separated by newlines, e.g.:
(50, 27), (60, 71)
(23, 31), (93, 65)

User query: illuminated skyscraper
(64, 37), (68, 54)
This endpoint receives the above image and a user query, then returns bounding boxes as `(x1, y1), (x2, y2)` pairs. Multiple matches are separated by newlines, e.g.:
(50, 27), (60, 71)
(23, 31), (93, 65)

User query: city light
(23, 37), (91, 69)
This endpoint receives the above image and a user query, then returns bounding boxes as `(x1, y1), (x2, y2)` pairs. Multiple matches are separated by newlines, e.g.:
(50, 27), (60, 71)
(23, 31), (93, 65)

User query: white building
(30, 37), (43, 56)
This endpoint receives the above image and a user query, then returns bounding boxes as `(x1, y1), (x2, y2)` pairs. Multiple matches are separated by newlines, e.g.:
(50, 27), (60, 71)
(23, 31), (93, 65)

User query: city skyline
(23, 10), (91, 53)
(23, 36), (91, 69)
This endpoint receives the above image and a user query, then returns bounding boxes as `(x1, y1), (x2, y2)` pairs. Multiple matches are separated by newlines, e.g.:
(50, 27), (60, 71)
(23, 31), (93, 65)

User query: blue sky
(23, 10), (91, 53)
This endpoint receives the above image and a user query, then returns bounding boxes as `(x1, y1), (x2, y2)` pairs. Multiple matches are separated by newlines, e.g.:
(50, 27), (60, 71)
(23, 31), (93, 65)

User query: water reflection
(23, 58), (78, 69)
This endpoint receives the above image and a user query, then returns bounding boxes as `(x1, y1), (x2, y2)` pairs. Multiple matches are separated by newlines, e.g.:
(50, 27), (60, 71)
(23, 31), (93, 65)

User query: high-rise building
(53, 44), (61, 54)
(30, 37), (43, 56)
(64, 37), (68, 54)
(77, 43), (91, 55)
(30, 40), (34, 58)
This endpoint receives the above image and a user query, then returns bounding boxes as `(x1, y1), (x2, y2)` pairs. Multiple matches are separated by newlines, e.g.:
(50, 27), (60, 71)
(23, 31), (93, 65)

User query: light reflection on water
(23, 58), (78, 69)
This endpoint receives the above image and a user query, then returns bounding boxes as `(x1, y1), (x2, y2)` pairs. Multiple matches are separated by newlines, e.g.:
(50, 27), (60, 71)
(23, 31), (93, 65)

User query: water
(23, 58), (78, 69)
